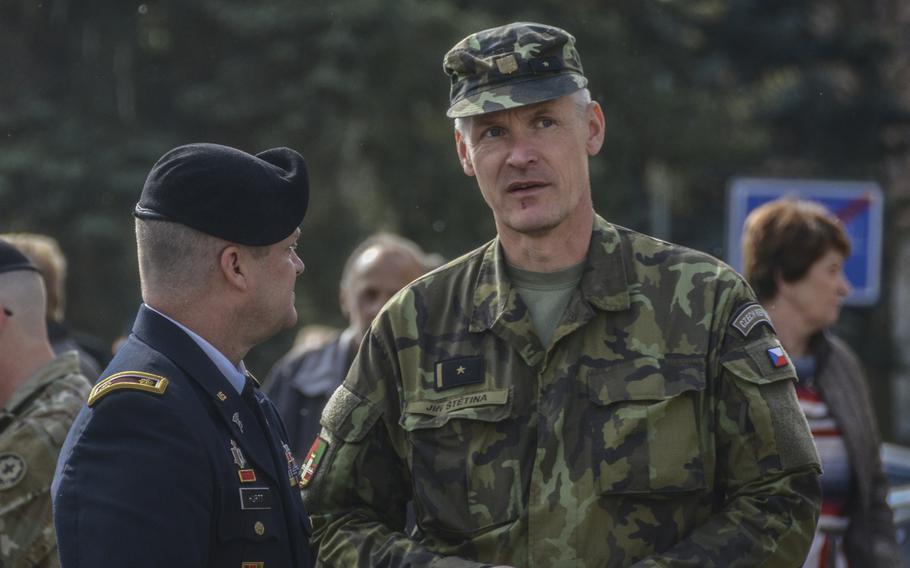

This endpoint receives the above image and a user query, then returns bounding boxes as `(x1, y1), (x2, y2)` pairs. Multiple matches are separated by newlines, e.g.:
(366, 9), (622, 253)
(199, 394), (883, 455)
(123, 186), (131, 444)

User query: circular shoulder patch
(0, 453), (27, 490)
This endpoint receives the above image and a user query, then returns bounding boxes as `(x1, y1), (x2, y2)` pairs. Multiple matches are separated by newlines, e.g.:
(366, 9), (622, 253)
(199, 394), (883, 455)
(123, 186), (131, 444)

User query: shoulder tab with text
(731, 302), (774, 338)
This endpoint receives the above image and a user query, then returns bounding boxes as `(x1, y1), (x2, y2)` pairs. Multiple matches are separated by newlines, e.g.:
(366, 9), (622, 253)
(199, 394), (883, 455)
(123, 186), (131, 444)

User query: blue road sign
(726, 178), (884, 306)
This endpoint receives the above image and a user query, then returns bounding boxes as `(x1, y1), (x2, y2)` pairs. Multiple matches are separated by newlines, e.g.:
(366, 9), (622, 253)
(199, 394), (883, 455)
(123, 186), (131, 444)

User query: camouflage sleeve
(0, 372), (88, 568)
(634, 276), (821, 567)
(302, 322), (491, 568)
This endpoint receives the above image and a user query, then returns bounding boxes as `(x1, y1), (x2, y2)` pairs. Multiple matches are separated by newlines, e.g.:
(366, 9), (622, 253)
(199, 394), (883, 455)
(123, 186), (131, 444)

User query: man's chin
(505, 216), (560, 237)
(268, 310), (298, 338)
(284, 308), (299, 330)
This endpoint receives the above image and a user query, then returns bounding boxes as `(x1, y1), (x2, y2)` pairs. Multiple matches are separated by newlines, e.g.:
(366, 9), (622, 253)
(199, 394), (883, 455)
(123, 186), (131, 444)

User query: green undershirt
(507, 261), (585, 348)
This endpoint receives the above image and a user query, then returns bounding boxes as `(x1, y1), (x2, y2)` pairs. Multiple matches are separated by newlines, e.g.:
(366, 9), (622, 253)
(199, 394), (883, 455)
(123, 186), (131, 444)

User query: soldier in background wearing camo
(303, 22), (822, 567)
(0, 239), (91, 567)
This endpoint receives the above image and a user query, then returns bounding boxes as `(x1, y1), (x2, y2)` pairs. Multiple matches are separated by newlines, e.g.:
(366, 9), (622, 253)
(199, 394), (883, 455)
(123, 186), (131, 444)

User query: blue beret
(135, 143), (309, 246)
(0, 238), (39, 275)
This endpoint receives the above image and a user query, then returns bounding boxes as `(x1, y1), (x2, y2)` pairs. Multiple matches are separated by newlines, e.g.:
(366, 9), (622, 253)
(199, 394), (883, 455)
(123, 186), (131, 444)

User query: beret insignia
(88, 371), (169, 407)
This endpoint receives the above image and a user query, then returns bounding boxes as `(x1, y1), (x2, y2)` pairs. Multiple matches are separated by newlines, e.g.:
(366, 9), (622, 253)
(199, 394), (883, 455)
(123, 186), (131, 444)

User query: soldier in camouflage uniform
(0, 239), (91, 567)
(303, 22), (822, 567)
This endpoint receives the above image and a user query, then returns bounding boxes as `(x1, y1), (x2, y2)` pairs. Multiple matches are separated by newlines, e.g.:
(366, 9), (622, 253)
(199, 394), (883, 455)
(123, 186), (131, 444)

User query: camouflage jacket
(0, 352), (90, 568)
(304, 215), (822, 567)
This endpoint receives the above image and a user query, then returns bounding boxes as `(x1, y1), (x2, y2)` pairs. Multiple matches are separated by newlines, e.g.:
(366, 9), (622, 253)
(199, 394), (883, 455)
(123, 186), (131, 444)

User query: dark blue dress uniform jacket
(52, 305), (314, 568)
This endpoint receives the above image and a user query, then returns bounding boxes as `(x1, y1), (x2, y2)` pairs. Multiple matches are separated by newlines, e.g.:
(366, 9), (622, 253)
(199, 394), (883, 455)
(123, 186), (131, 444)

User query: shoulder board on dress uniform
(88, 371), (169, 407)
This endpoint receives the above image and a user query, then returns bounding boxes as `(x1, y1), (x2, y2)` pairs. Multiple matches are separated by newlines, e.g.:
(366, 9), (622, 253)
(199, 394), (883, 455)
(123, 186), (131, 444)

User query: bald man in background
(265, 232), (441, 459)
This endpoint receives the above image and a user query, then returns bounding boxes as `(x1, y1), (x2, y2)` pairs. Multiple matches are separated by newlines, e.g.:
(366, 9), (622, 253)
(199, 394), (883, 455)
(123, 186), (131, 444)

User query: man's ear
(585, 101), (606, 156)
(219, 245), (249, 291)
(454, 128), (476, 177)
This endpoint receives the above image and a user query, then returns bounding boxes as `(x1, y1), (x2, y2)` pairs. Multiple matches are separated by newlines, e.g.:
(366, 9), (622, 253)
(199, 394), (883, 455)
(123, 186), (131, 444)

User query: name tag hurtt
(239, 487), (272, 510)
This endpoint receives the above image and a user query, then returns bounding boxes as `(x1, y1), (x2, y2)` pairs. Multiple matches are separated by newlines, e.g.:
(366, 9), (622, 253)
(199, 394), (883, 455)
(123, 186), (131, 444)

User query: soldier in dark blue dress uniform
(52, 143), (315, 568)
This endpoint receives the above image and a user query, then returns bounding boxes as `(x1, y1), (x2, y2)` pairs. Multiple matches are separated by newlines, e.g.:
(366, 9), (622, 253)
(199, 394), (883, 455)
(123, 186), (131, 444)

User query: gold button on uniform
(254, 521), (265, 535)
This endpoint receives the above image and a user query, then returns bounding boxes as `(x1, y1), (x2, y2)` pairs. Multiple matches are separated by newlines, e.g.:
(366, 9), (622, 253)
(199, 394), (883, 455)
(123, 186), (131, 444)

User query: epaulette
(88, 371), (169, 407)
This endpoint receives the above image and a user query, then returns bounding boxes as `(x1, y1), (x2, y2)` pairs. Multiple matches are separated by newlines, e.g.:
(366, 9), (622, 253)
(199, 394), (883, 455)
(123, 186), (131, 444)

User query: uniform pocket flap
(587, 356), (706, 405)
(721, 337), (796, 385)
(400, 388), (512, 431)
(320, 384), (383, 443)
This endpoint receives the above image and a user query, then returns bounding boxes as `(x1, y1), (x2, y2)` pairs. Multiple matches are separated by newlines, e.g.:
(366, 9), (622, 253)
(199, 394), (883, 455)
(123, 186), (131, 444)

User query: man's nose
(505, 134), (539, 169)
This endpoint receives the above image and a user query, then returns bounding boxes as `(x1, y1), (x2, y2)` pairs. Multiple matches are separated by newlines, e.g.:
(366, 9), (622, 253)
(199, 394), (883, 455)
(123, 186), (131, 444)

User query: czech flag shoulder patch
(766, 346), (789, 368)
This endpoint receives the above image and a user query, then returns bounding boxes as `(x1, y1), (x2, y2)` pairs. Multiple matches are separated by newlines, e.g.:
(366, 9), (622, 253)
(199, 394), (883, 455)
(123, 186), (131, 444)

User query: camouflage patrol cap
(443, 22), (588, 118)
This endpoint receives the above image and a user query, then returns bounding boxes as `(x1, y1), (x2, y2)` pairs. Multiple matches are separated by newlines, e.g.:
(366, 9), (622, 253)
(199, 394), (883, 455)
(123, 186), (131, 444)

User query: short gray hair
(454, 88), (593, 135)
(135, 219), (225, 301)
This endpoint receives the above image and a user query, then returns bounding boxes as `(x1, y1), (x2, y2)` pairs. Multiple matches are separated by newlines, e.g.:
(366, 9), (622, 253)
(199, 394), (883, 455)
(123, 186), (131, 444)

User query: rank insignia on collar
(435, 356), (484, 391)
(299, 436), (328, 488)
(217, 391), (227, 402)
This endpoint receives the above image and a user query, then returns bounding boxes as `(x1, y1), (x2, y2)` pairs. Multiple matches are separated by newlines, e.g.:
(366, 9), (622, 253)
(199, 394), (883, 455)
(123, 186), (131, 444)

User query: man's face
(341, 246), (425, 342)
(454, 93), (605, 239)
(248, 229), (304, 340)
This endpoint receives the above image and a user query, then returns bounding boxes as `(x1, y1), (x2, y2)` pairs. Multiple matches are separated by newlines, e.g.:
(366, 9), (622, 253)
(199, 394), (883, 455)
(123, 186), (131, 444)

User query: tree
(2, 0), (907, 415)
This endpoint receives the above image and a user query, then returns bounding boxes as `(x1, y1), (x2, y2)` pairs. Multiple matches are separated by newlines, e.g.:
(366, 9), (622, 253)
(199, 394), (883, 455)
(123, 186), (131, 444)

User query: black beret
(0, 238), (39, 275)
(135, 143), (309, 246)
